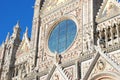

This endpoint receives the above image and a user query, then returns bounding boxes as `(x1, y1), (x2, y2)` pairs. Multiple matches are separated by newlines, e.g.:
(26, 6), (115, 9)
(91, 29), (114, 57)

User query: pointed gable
(47, 64), (70, 80)
(16, 28), (30, 57)
(50, 67), (66, 80)
(82, 46), (120, 80)
(96, 0), (120, 23)
(88, 56), (120, 80)
(16, 39), (30, 57)
(82, 55), (120, 80)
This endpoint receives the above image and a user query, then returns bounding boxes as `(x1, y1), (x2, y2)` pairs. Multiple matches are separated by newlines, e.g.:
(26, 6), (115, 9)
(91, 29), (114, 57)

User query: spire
(23, 27), (29, 40)
(11, 21), (21, 40)
(15, 20), (20, 28)
(25, 26), (28, 35)
(5, 32), (10, 43)
(13, 21), (21, 34)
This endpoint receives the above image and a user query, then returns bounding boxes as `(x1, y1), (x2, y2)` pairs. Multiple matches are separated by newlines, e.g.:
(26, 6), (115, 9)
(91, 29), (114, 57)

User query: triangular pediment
(96, 0), (120, 23)
(16, 38), (30, 57)
(47, 64), (69, 80)
(88, 56), (120, 80)
(82, 47), (120, 80)
(50, 67), (66, 80)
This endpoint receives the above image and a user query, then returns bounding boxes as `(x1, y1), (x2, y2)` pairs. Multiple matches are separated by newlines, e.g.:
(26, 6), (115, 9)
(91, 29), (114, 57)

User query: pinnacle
(25, 26), (28, 34)
(5, 32), (10, 42)
(15, 20), (20, 28)
(23, 27), (29, 40)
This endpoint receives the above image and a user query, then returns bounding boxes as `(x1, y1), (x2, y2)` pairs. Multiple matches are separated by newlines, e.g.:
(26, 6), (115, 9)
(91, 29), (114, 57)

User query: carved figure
(55, 51), (61, 64)
(54, 74), (59, 80)
(97, 60), (105, 71)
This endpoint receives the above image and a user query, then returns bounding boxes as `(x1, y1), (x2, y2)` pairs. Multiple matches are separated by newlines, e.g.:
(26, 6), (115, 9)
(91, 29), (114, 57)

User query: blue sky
(0, 0), (35, 45)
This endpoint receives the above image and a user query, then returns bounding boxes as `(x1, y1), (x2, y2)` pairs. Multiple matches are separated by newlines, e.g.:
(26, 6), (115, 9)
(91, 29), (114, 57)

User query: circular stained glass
(48, 19), (77, 54)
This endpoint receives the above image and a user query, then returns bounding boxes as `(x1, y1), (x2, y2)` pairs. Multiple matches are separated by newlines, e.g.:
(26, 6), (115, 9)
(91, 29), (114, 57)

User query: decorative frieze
(41, 0), (81, 24)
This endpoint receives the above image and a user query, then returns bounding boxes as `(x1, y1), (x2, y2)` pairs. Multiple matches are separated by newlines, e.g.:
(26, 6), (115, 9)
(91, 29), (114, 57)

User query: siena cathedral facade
(0, 0), (120, 80)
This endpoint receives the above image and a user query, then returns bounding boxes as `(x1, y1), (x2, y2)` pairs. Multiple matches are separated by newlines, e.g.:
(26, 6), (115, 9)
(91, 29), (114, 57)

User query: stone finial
(23, 27), (29, 40)
(12, 21), (21, 35)
(25, 26), (28, 34)
(10, 21), (21, 41)
(16, 20), (20, 28)
(13, 21), (21, 33)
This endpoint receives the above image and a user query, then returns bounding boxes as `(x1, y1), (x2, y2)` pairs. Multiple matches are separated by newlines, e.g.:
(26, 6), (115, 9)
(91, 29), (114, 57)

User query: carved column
(75, 61), (80, 80)
(98, 30), (102, 47)
(105, 27), (108, 48)
(110, 26), (114, 45)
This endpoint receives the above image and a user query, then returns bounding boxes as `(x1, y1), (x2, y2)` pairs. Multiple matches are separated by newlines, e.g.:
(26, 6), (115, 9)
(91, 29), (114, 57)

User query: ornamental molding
(41, 0), (81, 22)
(46, 64), (70, 80)
(97, 15), (120, 31)
(40, 0), (80, 18)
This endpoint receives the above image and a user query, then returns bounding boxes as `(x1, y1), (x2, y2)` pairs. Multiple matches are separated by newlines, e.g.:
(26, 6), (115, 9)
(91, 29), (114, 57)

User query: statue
(83, 25), (93, 53)
(54, 51), (61, 64)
